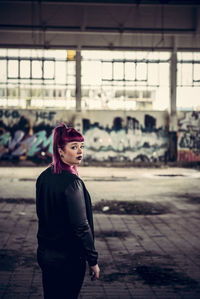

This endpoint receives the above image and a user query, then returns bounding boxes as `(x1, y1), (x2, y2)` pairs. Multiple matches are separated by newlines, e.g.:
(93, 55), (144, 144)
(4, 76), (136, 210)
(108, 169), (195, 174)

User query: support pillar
(75, 49), (81, 112)
(169, 37), (178, 162)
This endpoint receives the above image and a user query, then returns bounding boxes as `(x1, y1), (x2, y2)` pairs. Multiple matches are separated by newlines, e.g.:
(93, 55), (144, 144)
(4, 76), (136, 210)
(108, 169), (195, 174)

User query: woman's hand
(89, 264), (100, 281)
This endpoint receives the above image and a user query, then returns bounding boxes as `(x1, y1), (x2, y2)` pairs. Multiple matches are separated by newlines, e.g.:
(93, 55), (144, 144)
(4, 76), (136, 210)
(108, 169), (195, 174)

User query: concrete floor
(0, 166), (200, 299)
(1, 166), (200, 203)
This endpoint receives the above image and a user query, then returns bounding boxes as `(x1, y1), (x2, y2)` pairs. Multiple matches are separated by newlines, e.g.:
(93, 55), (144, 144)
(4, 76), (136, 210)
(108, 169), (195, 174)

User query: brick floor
(0, 199), (200, 299)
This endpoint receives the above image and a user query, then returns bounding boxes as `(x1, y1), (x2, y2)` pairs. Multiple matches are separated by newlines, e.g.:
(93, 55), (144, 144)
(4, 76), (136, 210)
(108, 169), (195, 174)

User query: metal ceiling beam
(0, 25), (197, 35)
(0, 0), (200, 50)
(1, 0), (199, 6)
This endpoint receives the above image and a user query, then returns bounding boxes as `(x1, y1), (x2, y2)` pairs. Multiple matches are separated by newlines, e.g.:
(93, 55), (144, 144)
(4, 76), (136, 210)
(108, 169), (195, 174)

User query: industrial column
(74, 48), (83, 132)
(169, 37), (178, 161)
(75, 49), (82, 112)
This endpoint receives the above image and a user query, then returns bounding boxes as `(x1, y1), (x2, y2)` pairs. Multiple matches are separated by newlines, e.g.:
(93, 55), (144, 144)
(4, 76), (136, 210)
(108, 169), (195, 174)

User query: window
(136, 63), (147, 81)
(20, 60), (30, 78)
(125, 62), (135, 80)
(0, 60), (6, 81)
(113, 62), (124, 80)
(82, 50), (170, 110)
(0, 49), (75, 107)
(193, 63), (200, 83)
(32, 60), (42, 79)
(178, 52), (200, 87)
(102, 62), (112, 80)
(177, 52), (200, 110)
(44, 60), (54, 79)
(8, 60), (18, 78)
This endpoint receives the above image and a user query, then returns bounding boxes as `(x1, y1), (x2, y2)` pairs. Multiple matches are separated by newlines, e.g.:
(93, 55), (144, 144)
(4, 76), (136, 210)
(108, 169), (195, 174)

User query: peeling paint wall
(178, 111), (200, 162)
(0, 109), (169, 164)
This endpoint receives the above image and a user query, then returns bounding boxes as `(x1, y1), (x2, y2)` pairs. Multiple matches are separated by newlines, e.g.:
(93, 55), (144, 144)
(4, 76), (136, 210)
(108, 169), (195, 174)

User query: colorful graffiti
(178, 111), (200, 162)
(2, 109), (200, 164)
(83, 116), (169, 162)
(0, 116), (53, 163)
(0, 112), (169, 163)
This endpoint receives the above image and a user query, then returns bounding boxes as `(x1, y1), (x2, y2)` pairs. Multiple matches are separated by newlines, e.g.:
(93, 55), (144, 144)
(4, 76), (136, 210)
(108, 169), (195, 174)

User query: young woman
(36, 123), (100, 299)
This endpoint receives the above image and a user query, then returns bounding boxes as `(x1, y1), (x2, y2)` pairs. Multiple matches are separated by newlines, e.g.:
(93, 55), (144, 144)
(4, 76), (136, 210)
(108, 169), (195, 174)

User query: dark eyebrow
(70, 142), (84, 145)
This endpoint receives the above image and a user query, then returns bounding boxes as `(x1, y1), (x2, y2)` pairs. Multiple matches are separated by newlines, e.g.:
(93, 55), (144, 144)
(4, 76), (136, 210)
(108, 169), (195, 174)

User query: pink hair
(51, 123), (84, 175)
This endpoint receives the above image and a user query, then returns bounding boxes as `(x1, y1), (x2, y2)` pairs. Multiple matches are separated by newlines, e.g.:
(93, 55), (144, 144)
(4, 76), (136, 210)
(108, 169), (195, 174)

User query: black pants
(37, 247), (86, 299)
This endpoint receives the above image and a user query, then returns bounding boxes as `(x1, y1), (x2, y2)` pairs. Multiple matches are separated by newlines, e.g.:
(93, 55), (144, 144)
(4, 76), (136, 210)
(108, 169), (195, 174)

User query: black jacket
(36, 166), (98, 266)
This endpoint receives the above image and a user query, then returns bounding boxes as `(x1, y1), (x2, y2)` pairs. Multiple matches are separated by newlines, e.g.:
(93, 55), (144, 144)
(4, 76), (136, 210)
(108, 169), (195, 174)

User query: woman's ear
(58, 148), (63, 155)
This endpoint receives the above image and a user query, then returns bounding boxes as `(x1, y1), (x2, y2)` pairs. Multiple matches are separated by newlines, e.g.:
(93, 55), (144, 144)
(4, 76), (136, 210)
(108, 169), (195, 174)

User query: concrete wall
(177, 111), (200, 162)
(1, 108), (199, 164)
(0, 108), (169, 164)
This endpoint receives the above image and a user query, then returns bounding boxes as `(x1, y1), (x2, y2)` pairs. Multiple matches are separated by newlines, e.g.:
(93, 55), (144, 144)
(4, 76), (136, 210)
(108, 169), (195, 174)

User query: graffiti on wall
(0, 119), (53, 162)
(0, 110), (54, 163)
(0, 110), (169, 163)
(83, 115), (169, 162)
(178, 111), (200, 162)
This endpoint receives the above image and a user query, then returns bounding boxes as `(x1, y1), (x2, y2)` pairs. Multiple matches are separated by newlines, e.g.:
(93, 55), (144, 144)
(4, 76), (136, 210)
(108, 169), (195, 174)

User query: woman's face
(59, 141), (84, 166)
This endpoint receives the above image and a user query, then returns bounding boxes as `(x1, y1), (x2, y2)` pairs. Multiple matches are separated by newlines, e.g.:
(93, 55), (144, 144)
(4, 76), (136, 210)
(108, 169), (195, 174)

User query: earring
(60, 155), (64, 158)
